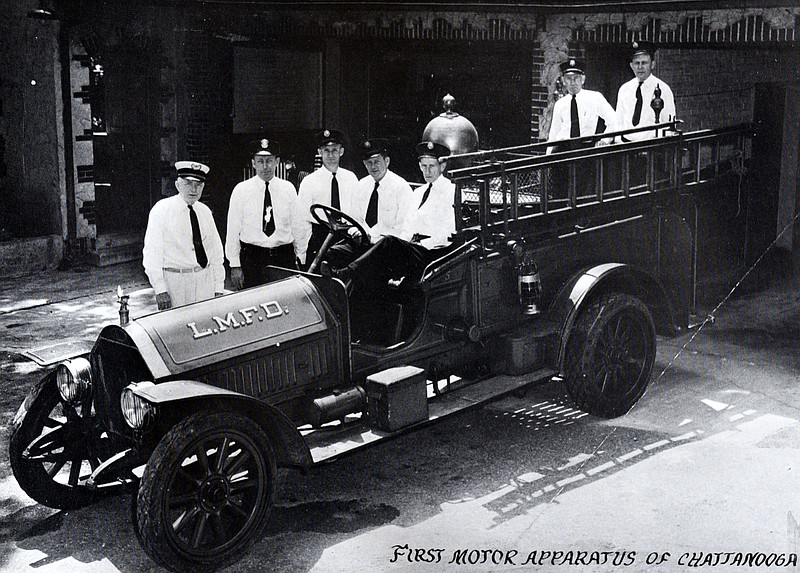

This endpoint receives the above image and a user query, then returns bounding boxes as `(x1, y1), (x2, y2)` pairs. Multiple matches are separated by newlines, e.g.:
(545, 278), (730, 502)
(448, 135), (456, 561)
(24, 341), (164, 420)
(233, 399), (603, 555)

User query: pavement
(0, 260), (151, 315)
(0, 253), (798, 572)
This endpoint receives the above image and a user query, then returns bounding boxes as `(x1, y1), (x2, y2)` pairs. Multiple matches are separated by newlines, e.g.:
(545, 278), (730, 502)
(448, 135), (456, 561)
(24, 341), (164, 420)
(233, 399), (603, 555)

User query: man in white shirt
(324, 138), (414, 269)
(143, 161), (225, 310)
(329, 141), (456, 292)
(547, 59), (617, 196)
(226, 138), (299, 289)
(547, 59), (617, 153)
(292, 129), (359, 270)
(615, 41), (676, 142)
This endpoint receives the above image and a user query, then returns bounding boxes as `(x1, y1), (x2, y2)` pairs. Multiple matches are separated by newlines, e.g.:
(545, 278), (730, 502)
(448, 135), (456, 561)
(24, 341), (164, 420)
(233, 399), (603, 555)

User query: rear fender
(550, 263), (674, 373)
(131, 380), (313, 469)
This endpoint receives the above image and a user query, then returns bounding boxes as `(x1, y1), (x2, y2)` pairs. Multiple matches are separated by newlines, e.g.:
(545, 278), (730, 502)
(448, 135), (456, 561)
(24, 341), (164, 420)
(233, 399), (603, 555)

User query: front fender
(550, 263), (673, 373)
(11, 370), (57, 431)
(130, 380), (313, 469)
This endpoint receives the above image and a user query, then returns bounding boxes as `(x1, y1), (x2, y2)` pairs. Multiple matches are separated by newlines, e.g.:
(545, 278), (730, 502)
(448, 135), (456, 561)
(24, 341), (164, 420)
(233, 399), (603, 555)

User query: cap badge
(365, 141), (372, 148)
(427, 142), (434, 150)
(632, 41), (639, 48)
(191, 162), (202, 170)
(260, 138), (269, 149)
(569, 59), (575, 66)
(323, 130), (331, 137)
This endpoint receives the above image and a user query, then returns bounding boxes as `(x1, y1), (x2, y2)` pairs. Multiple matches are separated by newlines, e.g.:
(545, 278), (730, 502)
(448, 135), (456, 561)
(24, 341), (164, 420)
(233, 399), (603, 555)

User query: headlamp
(121, 382), (157, 432)
(55, 357), (93, 404)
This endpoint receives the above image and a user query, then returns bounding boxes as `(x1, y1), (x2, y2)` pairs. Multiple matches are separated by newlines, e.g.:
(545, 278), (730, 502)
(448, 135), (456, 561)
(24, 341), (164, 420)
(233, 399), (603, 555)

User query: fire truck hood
(113, 275), (328, 377)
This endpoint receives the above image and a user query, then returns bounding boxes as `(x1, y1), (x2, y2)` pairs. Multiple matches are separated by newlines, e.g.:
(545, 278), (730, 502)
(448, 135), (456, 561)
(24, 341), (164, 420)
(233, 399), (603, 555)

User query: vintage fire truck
(9, 115), (753, 571)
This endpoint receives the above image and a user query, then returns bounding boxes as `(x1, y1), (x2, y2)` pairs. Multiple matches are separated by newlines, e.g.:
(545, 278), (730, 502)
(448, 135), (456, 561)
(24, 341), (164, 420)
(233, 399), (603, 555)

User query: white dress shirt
(352, 170), (414, 244)
(547, 89), (618, 150)
(143, 194), (225, 294)
(399, 175), (456, 249)
(292, 166), (359, 263)
(615, 74), (676, 141)
(225, 175), (298, 267)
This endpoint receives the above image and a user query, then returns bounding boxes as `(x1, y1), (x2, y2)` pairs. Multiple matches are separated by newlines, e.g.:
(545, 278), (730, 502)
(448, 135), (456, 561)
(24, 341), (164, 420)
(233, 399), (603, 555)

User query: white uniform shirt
(615, 74), (676, 141)
(547, 89), (618, 149)
(292, 166), (359, 263)
(225, 175), (298, 267)
(399, 175), (456, 248)
(142, 194), (225, 294)
(352, 170), (414, 243)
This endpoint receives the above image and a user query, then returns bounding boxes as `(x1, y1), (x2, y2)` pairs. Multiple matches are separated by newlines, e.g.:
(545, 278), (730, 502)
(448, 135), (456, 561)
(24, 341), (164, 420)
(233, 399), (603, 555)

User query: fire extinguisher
(517, 252), (542, 315)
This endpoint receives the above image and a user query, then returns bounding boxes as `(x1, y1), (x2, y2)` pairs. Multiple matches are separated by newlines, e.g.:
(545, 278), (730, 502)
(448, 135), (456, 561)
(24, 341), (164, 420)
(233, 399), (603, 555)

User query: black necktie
(570, 94), (580, 138)
(418, 183), (432, 208)
(632, 81), (643, 126)
(188, 204), (208, 268)
(365, 181), (379, 227)
(262, 181), (275, 236)
(330, 172), (340, 210)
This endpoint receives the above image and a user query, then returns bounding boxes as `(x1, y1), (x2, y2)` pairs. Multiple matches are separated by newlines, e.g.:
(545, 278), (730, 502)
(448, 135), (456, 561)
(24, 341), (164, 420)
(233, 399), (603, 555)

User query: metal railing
(446, 122), (754, 247)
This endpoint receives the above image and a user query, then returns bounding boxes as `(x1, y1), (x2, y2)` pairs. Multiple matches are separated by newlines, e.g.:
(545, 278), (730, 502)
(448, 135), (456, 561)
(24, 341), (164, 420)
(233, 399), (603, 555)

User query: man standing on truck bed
(226, 138), (299, 290)
(546, 59), (617, 197)
(615, 41), (676, 142)
(143, 161), (225, 310)
(546, 59), (617, 154)
(293, 129), (359, 270)
(327, 140), (455, 292)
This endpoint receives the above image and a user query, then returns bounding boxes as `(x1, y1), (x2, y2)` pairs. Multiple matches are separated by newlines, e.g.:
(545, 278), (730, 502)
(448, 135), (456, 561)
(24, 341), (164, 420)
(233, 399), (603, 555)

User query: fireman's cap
(175, 161), (209, 182)
(250, 137), (280, 157)
(315, 129), (345, 148)
(630, 40), (657, 60)
(559, 59), (585, 76)
(415, 140), (450, 160)
(359, 138), (389, 160)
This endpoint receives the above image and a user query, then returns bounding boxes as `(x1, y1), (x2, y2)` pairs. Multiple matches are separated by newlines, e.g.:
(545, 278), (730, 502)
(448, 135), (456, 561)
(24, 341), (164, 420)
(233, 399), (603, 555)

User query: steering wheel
(308, 204), (370, 273)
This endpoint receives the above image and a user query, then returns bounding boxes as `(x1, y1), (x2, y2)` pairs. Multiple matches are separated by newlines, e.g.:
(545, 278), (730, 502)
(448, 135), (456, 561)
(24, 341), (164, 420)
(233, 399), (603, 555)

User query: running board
(304, 368), (557, 464)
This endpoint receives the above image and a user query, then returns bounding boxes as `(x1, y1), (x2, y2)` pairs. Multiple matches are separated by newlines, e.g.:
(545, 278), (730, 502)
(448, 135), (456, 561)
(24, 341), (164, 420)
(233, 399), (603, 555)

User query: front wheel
(564, 293), (656, 418)
(136, 412), (277, 573)
(9, 381), (105, 509)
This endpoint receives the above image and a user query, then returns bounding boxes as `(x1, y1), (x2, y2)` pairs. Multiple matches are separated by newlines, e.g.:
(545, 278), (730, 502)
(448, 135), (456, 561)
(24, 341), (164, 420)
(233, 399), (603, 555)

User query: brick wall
(183, 31), (232, 165)
(660, 47), (800, 132)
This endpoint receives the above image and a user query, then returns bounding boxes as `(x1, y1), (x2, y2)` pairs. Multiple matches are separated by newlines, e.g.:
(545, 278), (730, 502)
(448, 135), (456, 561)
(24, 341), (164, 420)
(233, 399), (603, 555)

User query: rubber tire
(9, 384), (102, 510)
(564, 293), (656, 418)
(136, 412), (276, 573)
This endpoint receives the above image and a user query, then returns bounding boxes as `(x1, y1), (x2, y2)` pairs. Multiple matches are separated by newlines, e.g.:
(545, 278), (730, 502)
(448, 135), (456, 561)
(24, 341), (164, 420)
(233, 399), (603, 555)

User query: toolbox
(503, 325), (550, 375)
(366, 365), (428, 432)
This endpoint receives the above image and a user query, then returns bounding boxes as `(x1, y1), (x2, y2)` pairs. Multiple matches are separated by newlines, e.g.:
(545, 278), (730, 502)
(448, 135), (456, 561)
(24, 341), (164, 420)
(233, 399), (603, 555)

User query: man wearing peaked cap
(325, 140), (457, 296)
(547, 58), (617, 153)
(293, 128), (359, 270)
(615, 40), (676, 142)
(355, 138), (414, 243)
(322, 137), (415, 271)
(143, 161), (225, 310)
(546, 57), (618, 197)
(226, 136), (300, 290)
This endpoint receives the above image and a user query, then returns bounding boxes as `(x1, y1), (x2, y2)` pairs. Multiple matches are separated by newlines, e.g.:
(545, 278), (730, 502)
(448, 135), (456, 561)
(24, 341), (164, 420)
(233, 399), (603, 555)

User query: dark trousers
(550, 140), (595, 200)
(325, 241), (369, 270)
(240, 242), (295, 288)
(346, 235), (450, 289)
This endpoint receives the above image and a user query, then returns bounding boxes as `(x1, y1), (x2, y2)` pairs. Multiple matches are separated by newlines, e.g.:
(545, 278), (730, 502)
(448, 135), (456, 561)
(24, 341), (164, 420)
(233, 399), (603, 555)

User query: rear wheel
(136, 412), (276, 573)
(564, 293), (656, 418)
